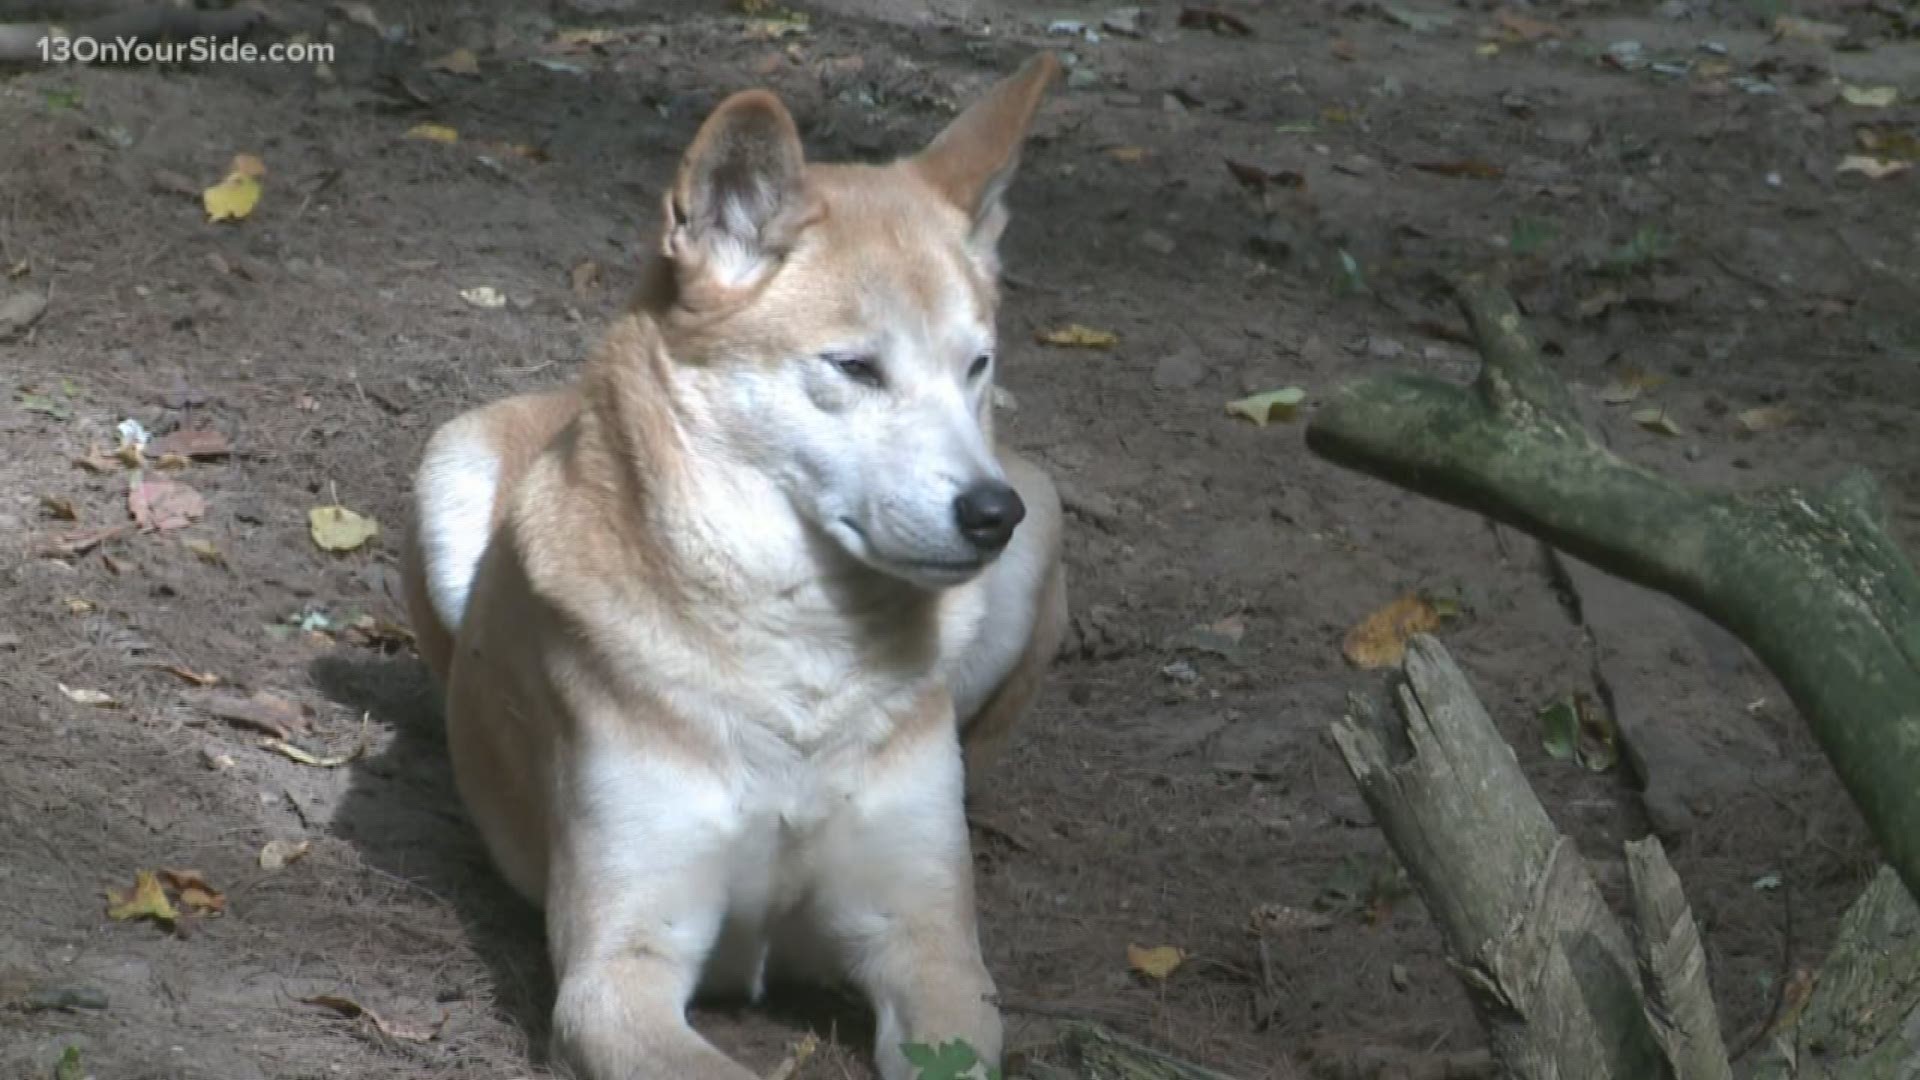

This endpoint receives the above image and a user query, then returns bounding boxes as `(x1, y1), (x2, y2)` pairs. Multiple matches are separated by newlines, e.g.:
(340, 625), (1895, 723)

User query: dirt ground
(3, 0), (1916, 1075)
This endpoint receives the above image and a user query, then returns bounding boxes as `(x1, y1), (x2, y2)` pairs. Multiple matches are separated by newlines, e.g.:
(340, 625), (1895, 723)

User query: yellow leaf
(1738, 405), (1794, 433)
(259, 839), (312, 871)
(460, 285), (507, 309)
(1838, 154), (1911, 181)
(59, 683), (117, 707)
(1105, 146), (1149, 163)
(203, 172), (261, 223)
(1841, 85), (1897, 108)
(1597, 368), (1667, 405)
(309, 505), (380, 552)
(106, 870), (178, 923)
(1773, 14), (1847, 43)
(1036, 324), (1118, 348)
(64, 597), (96, 614)
(1225, 387), (1307, 426)
(185, 538), (225, 565)
(1342, 593), (1441, 669)
(1127, 944), (1185, 980)
(332, 0), (384, 33)
(425, 47), (480, 75)
(1630, 406), (1683, 436)
(407, 122), (460, 144)
(229, 152), (267, 179)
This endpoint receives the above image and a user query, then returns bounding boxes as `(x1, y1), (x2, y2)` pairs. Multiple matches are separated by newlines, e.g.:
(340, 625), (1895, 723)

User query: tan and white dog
(399, 54), (1067, 1080)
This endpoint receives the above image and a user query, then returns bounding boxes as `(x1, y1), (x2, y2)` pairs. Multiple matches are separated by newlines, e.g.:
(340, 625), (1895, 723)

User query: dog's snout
(953, 481), (1025, 552)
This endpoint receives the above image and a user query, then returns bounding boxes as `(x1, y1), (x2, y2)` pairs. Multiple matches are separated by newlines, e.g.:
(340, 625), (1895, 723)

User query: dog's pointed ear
(913, 53), (1060, 258)
(663, 90), (813, 298)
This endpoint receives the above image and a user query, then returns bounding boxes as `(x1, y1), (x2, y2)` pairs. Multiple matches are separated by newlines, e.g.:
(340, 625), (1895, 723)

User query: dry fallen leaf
(1494, 9), (1565, 40)
(1837, 154), (1911, 181)
(261, 714), (371, 768)
(1597, 368), (1668, 404)
(1249, 903), (1336, 936)
(185, 538), (226, 566)
(332, 0), (385, 33)
(41, 493), (78, 521)
(1105, 146), (1150, 164)
(571, 259), (602, 297)
(303, 994), (448, 1043)
(158, 869), (225, 916)
(460, 285), (506, 309)
(424, 47), (480, 75)
(407, 122), (461, 144)
(129, 476), (205, 531)
(259, 839), (313, 871)
(59, 683), (118, 707)
(1127, 944), (1186, 980)
(1342, 593), (1441, 669)
(64, 597), (97, 615)
(341, 614), (416, 651)
(149, 427), (232, 460)
(1630, 407), (1684, 436)
(38, 524), (129, 558)
(1840, 85), (1898, 108)
(309, 505), (380, 552)
(73, 445), (120, 473)
(1773, 14), (1847, 43)
(1225, 387), (1307, 426)
(1738, 405), (1795, 433)
(1036, 324), (1118, 349)
(106, 870), (178, 924)
(1412, 159), (1505, 180)
(159, 663), (221, 687)
(204, 690), (310, 738)
(1225, 159), (1306, 195)
(1178, 6), (1254, 34)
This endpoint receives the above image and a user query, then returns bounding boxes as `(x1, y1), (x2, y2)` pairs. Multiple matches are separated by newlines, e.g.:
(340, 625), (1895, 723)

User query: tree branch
(1306, 276), (1920, 900)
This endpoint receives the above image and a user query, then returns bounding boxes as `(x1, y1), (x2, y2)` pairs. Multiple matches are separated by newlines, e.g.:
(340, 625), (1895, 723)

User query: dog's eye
(967, 352), (994, 382)
(824, 353), (885, 389)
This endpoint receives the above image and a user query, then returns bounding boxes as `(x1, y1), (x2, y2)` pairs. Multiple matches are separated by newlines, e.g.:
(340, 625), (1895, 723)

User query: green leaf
(55, 1045), (83, 1080)
(1540, 697), (1578, 760)
(901, 1039), (983, 1080)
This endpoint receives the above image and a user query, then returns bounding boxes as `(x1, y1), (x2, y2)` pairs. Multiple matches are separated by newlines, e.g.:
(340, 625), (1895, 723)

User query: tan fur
(402, 54), (1062, 1080)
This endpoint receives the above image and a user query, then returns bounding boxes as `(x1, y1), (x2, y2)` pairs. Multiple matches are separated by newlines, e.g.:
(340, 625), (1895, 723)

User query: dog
(399, 53), (1067, 1080)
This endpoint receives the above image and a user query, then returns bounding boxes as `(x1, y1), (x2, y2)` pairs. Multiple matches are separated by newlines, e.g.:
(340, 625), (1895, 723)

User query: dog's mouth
(832, 519), (986, 587)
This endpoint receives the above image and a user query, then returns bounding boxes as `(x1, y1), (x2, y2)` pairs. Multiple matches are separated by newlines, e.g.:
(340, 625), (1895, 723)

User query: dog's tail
(413, 417), (501, 636)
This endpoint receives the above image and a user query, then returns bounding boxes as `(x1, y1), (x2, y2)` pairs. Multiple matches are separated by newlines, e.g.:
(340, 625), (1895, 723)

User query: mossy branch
(1306, 277), (1920, 901)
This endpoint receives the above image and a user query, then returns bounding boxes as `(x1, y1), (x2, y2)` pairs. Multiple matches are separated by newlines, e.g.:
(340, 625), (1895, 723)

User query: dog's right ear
(662, 90), (814, 301)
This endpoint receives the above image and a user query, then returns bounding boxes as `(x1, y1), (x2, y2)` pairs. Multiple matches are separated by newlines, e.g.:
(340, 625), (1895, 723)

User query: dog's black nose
(953, 481), (1026, 552)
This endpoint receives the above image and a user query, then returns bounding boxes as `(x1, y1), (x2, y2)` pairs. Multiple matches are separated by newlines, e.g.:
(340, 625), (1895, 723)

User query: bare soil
(3, 0), (1915, 1076)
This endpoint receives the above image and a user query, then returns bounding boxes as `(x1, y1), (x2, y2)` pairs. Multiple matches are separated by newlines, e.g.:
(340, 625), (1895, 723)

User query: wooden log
(1626, 838), (1734, 1080)
(1330, 635), (1670, 1079)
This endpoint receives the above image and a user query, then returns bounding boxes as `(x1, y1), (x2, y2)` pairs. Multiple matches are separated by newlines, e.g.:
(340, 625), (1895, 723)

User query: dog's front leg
(813, 724), (1001, 1080)
(546, 755), (759, 1080)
